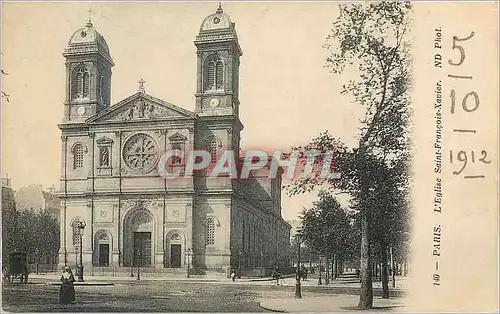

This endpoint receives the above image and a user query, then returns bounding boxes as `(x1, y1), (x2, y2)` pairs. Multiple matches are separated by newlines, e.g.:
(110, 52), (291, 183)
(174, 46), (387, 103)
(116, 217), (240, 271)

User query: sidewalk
(259, 295), (407, 312)
(28, 273), (408, 290)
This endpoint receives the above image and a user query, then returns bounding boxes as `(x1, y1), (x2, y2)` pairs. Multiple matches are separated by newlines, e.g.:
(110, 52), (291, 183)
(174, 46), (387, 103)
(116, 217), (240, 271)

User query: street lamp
(136, 249), (141, 280)
(186, 248), (192, 278)
(238, 250), (243, 279)
(130, 249), (135, 277)
(295, 233), (302, 299)
(76, 222), (85, 282)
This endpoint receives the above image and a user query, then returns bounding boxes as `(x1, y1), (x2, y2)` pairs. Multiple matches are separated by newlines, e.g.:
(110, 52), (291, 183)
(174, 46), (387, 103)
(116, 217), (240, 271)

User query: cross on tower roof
(138, 78), (146, 93)
(216, 2), (223, 13)
(87, 8), (93, 26)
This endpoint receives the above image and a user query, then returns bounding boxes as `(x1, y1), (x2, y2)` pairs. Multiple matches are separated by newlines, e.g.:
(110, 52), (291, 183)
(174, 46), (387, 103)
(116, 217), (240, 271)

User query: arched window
(206, 62), (215, 90)
(204, 56), (224, 91)
(72, 220), (84, 248)
(215, 61), (223, 89)
(205, 137), (219, 163)
(73, 144), (84, 169)
(99, 76), (104, 105)
(205, 219), (215, 246)
(72, 67), (90, 100)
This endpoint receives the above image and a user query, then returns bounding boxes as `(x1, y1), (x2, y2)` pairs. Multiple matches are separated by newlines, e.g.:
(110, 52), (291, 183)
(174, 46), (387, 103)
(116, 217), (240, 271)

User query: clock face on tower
(77, 106), (86, 116)
(209, 98), (220, 108)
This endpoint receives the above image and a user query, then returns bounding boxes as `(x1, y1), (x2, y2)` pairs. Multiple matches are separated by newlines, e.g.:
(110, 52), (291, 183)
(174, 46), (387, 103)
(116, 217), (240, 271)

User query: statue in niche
(100, 147), (109, 167)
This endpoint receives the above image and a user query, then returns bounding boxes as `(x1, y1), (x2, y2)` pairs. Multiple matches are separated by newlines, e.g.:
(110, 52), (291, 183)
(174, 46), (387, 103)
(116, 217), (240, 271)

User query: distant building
(15, 184), (60, 221)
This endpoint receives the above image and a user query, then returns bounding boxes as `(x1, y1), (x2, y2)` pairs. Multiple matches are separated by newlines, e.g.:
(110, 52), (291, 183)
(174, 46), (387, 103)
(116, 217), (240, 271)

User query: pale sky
(1, 2), (362, 221)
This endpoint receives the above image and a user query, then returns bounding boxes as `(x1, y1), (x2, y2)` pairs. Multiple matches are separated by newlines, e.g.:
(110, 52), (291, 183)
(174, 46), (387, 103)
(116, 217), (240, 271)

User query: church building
(58, 6), (291, 275)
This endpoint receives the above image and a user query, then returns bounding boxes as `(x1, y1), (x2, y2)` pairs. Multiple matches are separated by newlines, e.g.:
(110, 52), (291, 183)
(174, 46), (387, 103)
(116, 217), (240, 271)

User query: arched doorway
(165, 230), (184, 268)
(94, 230), (111, 267)
(123, 210), (154, 267)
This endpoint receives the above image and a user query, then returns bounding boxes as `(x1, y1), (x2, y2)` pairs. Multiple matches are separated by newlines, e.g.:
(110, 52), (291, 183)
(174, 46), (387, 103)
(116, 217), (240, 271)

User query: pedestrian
(278, 271), (286, 286)
(271, 267), (279, 286)
(59, 266), (76, 304)
(230, 269), (236, 282)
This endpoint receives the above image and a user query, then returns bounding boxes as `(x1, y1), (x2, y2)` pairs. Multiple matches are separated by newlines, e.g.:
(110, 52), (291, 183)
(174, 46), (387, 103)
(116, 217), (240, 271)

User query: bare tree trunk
(381, 245), (389, 298)
(331, 256), (335, 280)
(325, 255), (330, 285)
(358, 212), (373, 309)
(377, 258), (382, 280)
(371, 255), (375, 280)
(333, 254), (337, 279)
(390, 247), (396, 288)
(318, 255), (322, 285)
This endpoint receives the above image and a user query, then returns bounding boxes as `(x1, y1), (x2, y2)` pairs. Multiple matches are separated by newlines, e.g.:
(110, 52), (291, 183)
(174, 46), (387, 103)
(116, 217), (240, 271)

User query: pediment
(87, 92), (195, 124)
(169, 132), (187, 142)
(96, 136), (114, 144)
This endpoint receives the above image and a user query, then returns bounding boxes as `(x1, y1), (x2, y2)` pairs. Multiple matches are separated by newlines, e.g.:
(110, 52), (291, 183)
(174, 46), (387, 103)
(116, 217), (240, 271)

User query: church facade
(58, 7), (291, 273)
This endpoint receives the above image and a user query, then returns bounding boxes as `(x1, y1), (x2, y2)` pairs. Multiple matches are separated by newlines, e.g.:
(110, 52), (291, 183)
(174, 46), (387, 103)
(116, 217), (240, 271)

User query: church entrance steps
(86, 267), (229, 279)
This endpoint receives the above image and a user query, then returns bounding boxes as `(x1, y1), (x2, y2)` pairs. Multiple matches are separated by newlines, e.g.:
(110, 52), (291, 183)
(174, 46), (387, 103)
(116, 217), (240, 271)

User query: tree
(327, 3), (411, 307)
(299, 191), (358, 279)
(14, 209), (60, 265)
(286, 2), (412, 309)
(363, 153), (410, 297)
(1, 187), (17, 264)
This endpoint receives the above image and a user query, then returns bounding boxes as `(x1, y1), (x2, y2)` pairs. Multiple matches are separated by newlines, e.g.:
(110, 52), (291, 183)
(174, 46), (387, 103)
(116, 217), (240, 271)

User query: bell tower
(194, 5), (242, 117)
(62, 18), (114, 123)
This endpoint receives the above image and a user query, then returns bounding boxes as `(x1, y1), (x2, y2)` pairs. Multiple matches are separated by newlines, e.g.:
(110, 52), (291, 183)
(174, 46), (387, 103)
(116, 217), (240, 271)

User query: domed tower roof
(199, 4), (235, 33)
(63, 20), (113, 65)
(195, 4), (242, 56)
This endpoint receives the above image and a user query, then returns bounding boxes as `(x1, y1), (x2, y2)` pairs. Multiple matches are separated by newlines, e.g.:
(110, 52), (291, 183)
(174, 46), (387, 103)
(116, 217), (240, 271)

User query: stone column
(84, 201), (93, 269)
(111, 203), (120, 267)
(58, 136), (68, 269)
(155, 201), (165, 269)
(186, 203), (193, 250)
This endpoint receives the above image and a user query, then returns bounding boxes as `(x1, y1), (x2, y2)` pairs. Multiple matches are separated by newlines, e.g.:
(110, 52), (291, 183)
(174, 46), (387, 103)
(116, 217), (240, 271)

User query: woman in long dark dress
(59, 267), (76, 304)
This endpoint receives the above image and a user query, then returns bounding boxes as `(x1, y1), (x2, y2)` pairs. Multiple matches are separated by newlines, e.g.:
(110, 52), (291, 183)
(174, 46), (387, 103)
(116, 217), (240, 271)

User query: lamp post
(295, 234), (302, 299)
(136, 249), (141, 280)
(186, 248), (192, 278)
(130, 249), (135, 277)
(238, 250), (243, 279)
(77, 223), (85, 282)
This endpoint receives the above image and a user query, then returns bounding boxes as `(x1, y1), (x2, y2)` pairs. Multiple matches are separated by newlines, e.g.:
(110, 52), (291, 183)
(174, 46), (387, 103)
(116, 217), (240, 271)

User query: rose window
(123, 133), (159, 173)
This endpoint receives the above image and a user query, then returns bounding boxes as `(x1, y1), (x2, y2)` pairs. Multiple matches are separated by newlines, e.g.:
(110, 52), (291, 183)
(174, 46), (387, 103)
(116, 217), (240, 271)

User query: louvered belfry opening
(72, 66), (90, 100)
(204, 56), (224, 91)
